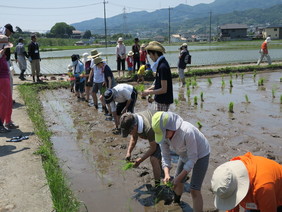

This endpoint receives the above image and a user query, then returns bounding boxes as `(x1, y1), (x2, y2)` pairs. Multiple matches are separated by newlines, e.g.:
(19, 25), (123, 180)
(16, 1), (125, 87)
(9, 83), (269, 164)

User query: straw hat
(211, 160), (250, 210)
(88, 49), (101, 58)
(0, 35), (13, 49)
(141, 43), (146, 48)
(145, 41), (166, 53)
(181, 43), (188, 47)
(128, 51), (134, 56)
(93, 57), (105, 65)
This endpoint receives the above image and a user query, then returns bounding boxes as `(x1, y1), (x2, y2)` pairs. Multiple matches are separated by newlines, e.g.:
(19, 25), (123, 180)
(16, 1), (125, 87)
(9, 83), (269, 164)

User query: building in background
(219, 24), (248, 41)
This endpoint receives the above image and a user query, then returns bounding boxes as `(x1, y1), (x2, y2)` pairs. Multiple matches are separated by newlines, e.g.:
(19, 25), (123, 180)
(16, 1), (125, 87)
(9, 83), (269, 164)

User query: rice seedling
(258, 78), (264, 86)
(185, 78), (191, 87)
(280, 77), (282, 82)
(229, 79), (233, 88)
(197, 121), (203, 129)
(207, 78), (212, 85)
(253, 71), (257, 78)
(235, 73), (238, 78)
(221, 80), (225, 88)
(122, 161), (134, 171)
(191, 80), (197, 88)
(194, 96), (198, 105)
(245, 94), (250, 103)
(200, 92), (204, 102)
(221, 74), (225, 80)
(272, 88), (276, 98)
(186, 88), (191, 98)
(228, 102), (234, 113)
(134, 84), (145, 92)
(230, 72), (233, 79)
(241, 73), (244, 80)
(174, 99), (179, 106)
(280, 95), (282, 104)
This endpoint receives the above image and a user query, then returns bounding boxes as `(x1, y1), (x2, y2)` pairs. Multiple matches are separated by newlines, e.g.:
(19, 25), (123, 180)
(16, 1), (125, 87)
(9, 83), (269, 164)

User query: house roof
(220, 24), (248, 30)
(266, 25), (282, 28)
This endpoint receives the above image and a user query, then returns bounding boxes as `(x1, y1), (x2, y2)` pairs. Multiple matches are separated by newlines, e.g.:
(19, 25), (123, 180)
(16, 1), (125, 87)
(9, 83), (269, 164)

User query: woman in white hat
(0, 35), (19, 132)
(116, 37), (126, 77)
(257, 36), (272, 65)
(151, 111), (210, 211)
(211, 152), (282, 212)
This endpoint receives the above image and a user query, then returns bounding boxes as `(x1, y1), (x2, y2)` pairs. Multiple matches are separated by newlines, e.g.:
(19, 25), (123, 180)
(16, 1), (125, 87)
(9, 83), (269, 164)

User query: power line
(0, 2), (101, 10)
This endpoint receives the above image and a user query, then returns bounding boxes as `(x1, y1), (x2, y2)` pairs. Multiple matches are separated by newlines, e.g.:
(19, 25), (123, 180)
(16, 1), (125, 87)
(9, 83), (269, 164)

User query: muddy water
(41, 70), (282, 212)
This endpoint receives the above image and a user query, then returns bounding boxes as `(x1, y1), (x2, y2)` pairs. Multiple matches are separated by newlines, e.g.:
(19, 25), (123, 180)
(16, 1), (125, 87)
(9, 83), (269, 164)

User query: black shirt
(104, 65), (115, 88)
(28, 42), (40, 60)
(178, 49), (189, 69)
(154, 57), (173, 104)
(132, 44), (140, 58)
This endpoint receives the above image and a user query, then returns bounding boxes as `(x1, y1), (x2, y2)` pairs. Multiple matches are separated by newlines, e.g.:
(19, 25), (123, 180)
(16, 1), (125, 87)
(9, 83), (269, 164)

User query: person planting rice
(151, 111), (210, 211)
(211, 152), (282, 212)
(120, 110), (162, 187)
(104, 83), (138, 134)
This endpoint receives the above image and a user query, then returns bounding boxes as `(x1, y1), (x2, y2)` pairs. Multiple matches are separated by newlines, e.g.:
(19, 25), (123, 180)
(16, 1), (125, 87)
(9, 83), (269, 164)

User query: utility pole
(209, 11), (212, 43)
(103, 0), (108, 47)
(168, 6), (172, 44)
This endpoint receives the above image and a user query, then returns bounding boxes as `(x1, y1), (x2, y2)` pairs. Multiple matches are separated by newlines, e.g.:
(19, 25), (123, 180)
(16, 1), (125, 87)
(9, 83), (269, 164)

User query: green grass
(18, 82), (80, 212)
(228, 102), (234, 113)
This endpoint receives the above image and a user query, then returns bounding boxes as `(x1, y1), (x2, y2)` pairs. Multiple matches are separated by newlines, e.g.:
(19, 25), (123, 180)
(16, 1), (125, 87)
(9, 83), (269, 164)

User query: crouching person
(120, 110), (162, 187)
(152, 111), (210, 211)
(104, 83), (137, 134)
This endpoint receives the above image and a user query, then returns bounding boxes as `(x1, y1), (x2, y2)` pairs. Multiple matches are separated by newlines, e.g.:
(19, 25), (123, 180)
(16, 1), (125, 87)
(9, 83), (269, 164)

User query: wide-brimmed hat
(5, 24), (14, 33)
(211, 160), (250, 211)
(120, 113), (138, 137)
(118, 37), (123, 42)
(266, 37), (271, 42)
(88, 49), (101, 58)
(141, 43), (146, 48)
(104, 89), (114, 104)
(181, 43), (188, 47)
(93, 57), (105, 65)
(0, 35), (13, 49)
(145, 41), (166, 53)
(151, 112), (183, 144)
(128, 51), (134, 56)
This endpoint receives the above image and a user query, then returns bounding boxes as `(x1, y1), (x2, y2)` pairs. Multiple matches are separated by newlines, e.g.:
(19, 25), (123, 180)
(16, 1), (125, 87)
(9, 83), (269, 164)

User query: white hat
(82, 52), (89, 57)
(128, 51), (134, 56)
(211, 160), (250, 211)
(118, 37), (123, 42)
(266, 37), (271, 42)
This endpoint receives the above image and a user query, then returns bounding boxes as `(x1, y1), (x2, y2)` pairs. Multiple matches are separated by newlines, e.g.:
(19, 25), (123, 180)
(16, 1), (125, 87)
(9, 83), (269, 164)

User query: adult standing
(141, 41), (173, 111)
(257, 37), (272, 65)
(116, 37), (126, 78)
(211, 152), (282, 212)
(104, 84), (137, 134)
(132, 38), (140, 73)
(15, 37), (28, 80)
(178, 43), (189, 87)
(28, 34), (42, 82)
(82, 52), (92, 102)
(139, 43), (148, 65)
(0, 35), (19, 131)
(152, 111), (210, 211)
(120, 110), (162, 187)
(71, 54), (85, 99)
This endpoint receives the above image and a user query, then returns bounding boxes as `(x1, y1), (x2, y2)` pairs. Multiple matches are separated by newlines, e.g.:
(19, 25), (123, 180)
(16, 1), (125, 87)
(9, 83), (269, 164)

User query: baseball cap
(5, 24), (14, 33)
(151, 112), (183, 144)
(104, 89), (114, 104)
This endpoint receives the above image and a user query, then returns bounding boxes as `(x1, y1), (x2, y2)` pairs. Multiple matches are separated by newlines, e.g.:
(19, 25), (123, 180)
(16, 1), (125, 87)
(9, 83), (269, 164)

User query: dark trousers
(133, 57), (140, 73)
(117, 57), (125, 71)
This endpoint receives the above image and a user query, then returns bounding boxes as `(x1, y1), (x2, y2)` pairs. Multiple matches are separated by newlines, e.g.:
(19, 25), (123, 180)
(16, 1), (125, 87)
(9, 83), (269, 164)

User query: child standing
(126, 51), (134, 76)
(67, 64), (75, 93)
(139, 44), (148, 65)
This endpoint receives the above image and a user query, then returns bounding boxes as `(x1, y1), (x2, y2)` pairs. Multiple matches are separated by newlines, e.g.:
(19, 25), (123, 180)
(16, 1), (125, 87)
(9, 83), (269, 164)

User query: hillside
(71, 0), (282, 35)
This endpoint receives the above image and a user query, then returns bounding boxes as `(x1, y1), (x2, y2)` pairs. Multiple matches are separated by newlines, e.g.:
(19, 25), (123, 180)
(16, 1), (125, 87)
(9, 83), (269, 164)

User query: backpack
(184, 53), (191, 64)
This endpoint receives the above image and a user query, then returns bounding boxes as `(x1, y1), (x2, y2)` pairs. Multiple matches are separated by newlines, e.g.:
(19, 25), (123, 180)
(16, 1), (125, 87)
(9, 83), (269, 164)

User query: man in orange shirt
(257, 37), (272, 65)
(211, 152), (282, 212)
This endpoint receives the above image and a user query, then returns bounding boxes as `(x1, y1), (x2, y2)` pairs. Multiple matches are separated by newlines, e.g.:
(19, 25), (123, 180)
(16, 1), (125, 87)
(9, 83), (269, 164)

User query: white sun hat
(211, 160), (250, 211)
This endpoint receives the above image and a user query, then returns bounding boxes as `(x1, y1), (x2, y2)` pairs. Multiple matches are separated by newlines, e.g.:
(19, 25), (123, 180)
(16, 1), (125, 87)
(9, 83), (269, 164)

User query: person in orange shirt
(211, 152), (282, 212)
(257, 37), (272, 65)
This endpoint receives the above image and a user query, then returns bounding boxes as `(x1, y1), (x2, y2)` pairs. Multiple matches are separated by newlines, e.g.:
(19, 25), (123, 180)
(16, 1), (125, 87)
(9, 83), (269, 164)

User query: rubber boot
(32, 76), (35, 82)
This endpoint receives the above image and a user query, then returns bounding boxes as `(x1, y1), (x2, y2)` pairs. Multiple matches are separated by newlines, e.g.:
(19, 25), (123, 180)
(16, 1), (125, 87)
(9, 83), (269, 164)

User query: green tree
(83, 30), (91, 39)
(15, 26), (23, 33)
(50, 22), (75, 38)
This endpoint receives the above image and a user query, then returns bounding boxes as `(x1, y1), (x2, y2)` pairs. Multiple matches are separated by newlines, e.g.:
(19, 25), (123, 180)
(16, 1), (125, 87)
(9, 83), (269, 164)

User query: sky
(1, 0), (215, 32)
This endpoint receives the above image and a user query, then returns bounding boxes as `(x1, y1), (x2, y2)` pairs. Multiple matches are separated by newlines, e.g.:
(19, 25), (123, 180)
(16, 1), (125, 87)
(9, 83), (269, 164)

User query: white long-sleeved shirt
(160, 121), (210, 173)
(116, 43), (126, 59)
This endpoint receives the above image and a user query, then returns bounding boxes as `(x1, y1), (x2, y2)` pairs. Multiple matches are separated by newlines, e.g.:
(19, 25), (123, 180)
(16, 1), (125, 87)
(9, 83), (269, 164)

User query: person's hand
(125, 153), (131, 161)
(141, 90), (150, 97)
(172, 176), (182, 187)
(121, 107), (127, 114)
(133, 158), (142, 168)
(163, 174), (171, 184)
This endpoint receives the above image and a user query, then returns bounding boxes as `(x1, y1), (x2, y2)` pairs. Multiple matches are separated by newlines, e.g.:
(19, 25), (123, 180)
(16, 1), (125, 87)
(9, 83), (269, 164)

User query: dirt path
(0, 78), (53, 212)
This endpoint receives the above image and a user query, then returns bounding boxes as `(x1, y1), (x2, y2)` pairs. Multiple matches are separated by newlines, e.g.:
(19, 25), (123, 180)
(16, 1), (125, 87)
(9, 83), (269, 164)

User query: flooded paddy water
(41, 70), (282, 212)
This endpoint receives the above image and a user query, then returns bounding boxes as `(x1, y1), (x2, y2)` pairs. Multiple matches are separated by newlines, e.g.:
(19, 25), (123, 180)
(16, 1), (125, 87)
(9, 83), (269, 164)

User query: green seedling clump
(197, 121), (203, 129)
(174, 99), (179, 106)
(229, 79), (233, 88)
(241, 73), (244, 80)
(258, 78), (264, 86)
(191, 80), (197, 88)
(229, 102), (234, 113)
(122, 161), (134, 171)
(194, 96), (198, 105)
(280, 77), (282, 82)
(221, 80), (225, 88)
(200, 92), (204, 102)
(280, 95), (282, 104)
(245, 94), (250, 103)
(207, 78), (212, 85)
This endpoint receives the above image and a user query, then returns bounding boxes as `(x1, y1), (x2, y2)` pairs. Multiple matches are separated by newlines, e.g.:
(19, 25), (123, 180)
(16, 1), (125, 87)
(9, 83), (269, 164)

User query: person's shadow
(132, 183), (193, 212)
(0, 145), (30, 157)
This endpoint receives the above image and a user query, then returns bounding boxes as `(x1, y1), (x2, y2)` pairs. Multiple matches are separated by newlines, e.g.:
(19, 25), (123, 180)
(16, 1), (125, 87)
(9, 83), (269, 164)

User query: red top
(261, 41), (268, 54)
(139, 50), (147, 62)
(227, 152), (282, 212)
(0, 55), (10, 79)
(126, 56), (133, 67)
